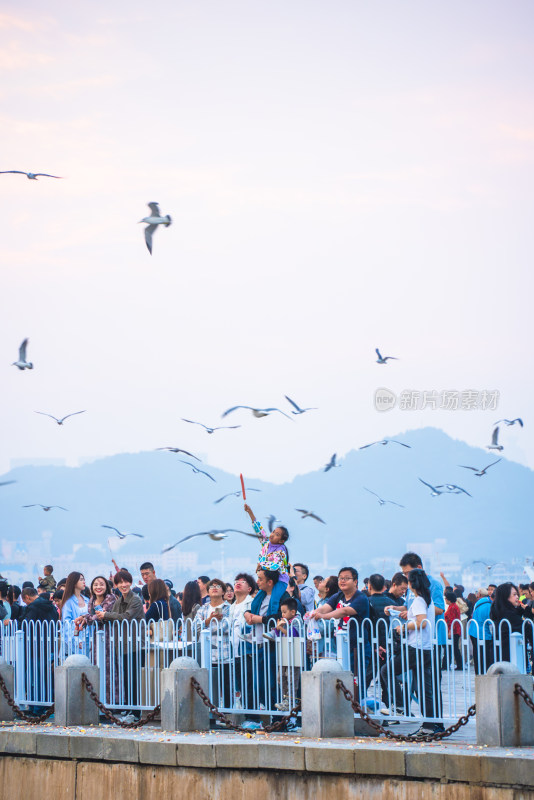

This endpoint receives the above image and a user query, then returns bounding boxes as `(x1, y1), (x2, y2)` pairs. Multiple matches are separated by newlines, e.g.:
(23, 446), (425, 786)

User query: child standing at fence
(274, 597), (301, 711)
(244, 504), (289, 586)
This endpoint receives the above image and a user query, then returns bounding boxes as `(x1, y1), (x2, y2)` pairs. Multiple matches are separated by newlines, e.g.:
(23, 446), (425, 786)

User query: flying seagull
(222, 405), (293, 421)
(471, 560), (505, 571)
(284, 395), (317, 415)
(156, 447), (201, 461)
(363, 488), (405, 508)
(139, 202), (172, 254)
(494, 418), (523, 427)
(34, 410), (86, 426)
(162, 529), (257, 553)
(181, 418), (241, 434)
(214, 488), (261, 504)
(0, 170), (62, 180)
(101, 525), (144, 539)
(359, 439), (411, 449)
(375, 348), (398, 365)
(487, 426), (504, 452)
(266, 515), (278, 533)
(178, 460), (216, 482)
(0, 481), (16, 487)
(459, 459), (502, 477)
(295, 508), (326, 524)
(324, 453), (340, 472)
(418, 478), (444, 497)
(12, 339), (33, 370)
(23, 504), (68, 511)
(435, 484), (472, 497)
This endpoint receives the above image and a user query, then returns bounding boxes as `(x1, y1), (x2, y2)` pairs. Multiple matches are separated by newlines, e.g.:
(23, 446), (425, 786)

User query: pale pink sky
(1, 1), (533, 481)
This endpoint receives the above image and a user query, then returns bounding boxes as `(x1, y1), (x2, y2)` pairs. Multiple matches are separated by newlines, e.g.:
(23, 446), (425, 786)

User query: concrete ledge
(176, 740), (216, 768)
(102, 736), (139, 763)
(35, 733), (70, 759)
(258, 742), (306, 771)
(139, 740), (178, 766)
(445, 752), (482, 784)
(69, 733), (104, 760)
(305, 744), (355, 773)
(215, 741), (260, 768)
(354, 746), (407, 776)
(405, 750), (446, 780)
(0, 730), (37, 755)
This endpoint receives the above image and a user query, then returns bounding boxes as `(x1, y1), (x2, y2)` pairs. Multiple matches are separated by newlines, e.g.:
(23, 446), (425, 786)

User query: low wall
(1, 728), (533, 799)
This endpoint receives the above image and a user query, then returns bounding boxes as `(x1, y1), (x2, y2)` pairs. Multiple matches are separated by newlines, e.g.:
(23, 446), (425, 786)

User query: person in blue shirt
(468, 588), (494, 674)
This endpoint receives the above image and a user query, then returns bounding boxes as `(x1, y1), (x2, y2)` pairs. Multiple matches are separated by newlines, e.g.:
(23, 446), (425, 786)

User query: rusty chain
(336, 679), (476, 743)
(81, 672), (160, 729)
(514, 682), (534, 714)
(190, 676), (301, 733)
(0, 671), (55, 723)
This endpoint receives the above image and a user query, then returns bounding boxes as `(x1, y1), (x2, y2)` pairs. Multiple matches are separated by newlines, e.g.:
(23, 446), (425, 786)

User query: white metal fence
(1, 616), (532, 724)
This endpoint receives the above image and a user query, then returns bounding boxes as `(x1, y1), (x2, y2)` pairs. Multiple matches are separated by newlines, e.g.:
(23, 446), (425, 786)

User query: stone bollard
(476, 661), (534, 747)
(55, 655), (99, 727)
(0, 657), (15, 722)
(160, 656), (210, 732)
(301, 659), (356, 738)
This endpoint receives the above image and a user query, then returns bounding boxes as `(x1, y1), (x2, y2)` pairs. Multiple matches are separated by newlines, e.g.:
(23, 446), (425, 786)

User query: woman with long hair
(74, 576), (117, 702)
(490, 582), (533, 663)
(287, 577), (306, 616)
(145, 579), (170, 622)
(182, 580), (202, 620)
(382, 568), (438, 737)
(61, 572), (88, 623)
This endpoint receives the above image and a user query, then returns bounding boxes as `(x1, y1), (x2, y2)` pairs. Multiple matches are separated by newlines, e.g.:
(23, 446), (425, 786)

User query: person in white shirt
(229, 572), (258, 712)
(384, 568), (437, 737)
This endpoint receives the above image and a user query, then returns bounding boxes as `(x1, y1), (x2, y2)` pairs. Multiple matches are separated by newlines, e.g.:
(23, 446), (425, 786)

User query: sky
(1, 0), (533, 484)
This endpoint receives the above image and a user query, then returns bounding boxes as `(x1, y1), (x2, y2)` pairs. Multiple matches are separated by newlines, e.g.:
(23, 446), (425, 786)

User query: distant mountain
(0, 428), (532, 574)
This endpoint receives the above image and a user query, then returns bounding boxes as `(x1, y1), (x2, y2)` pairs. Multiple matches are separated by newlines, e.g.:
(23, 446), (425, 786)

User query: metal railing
(0, 615), (531, 725)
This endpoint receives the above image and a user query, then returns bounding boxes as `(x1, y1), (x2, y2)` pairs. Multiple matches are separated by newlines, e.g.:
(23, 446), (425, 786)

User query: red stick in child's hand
(240, 473), (246, 500)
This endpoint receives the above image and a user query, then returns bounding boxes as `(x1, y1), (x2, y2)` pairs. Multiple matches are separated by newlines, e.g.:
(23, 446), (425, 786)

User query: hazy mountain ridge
(0, 427), (532, 568)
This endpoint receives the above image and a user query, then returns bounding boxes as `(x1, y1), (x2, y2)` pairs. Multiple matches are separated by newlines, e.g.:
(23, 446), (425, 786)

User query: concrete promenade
(0, 719), (533, 798)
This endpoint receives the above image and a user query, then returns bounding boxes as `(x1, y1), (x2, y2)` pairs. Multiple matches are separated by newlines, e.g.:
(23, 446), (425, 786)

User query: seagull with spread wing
(295, 508), (326, 523)
(375, 348), (398, 364)
(139, 202), (172, 254)
(435, 484), (472, 496)
(471, 560), (505, 571)
(487, 426), (504, 452)
(214, 488), (261, 504)
(12, 339), (33, 370)
(459, 459), (502, 477)
(222, 405), (293, 421)
(23, 504), (68, 511)
(284, 395), (317, 415)
(360, 439), (411, 449)
(181, 418), (241, 434)
(178, 460), (216, 481)
(0, 170), (62, 180)
(156, 447), (200, 461)
(101, 525), (144, 540)
(0, 481), (16, 488)
(35, 410), (86, 425)
(494, 418), (523, 427)
(324, 453), (340, 472)
(162, 529), (257, 553)
(364, 488), (405, 508)
(418, 478), (444, 497)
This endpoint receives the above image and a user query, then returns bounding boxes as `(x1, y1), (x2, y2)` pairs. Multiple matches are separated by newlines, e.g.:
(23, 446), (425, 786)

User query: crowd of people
(2, 505), (533, 734)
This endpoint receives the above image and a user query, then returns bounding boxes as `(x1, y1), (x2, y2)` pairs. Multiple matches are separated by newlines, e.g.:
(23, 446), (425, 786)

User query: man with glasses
(309, 566), (370, 676)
